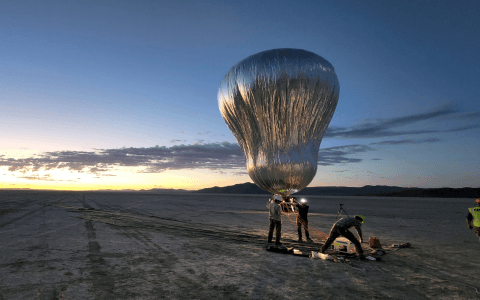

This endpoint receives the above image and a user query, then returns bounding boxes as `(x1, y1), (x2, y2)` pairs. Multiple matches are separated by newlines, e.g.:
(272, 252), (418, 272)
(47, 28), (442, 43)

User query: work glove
(469, 225), (473, 230)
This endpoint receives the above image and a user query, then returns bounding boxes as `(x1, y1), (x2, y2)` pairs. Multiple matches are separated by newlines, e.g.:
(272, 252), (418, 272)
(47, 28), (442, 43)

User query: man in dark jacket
(320, 215), (365, 259)
(295, 198), (313, 243)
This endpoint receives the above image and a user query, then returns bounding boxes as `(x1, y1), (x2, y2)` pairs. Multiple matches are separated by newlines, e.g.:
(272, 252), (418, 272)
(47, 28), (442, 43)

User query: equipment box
(332, 237), (356, 253)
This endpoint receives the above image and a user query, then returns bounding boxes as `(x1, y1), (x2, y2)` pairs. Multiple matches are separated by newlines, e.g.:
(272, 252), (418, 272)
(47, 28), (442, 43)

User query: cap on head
(274, 195), (283, 201)
(476, 198), (480, 204)
(355, 215), (365, 223)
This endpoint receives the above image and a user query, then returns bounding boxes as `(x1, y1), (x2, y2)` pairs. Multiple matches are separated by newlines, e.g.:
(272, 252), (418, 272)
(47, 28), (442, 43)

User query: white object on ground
(311, 251), (332, 260)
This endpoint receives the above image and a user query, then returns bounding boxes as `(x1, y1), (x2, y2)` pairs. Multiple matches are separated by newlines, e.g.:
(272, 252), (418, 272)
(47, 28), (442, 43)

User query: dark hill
(196, 183), (269, 194)
(195, 183), (480, 198)
(375, 187), (480, 198)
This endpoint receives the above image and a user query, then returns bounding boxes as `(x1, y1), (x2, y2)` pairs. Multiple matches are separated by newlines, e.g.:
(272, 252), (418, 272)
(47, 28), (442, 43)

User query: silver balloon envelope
(218, 48), (339, 196)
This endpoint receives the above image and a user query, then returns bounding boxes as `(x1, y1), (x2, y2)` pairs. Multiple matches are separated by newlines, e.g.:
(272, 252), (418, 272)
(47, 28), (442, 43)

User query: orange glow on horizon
(0, 167), (252, 191)
(0, 182), (200, 191)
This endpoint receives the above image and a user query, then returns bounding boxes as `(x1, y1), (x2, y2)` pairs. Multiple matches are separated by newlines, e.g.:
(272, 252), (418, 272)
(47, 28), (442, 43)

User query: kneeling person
(320, 215), (365, 258)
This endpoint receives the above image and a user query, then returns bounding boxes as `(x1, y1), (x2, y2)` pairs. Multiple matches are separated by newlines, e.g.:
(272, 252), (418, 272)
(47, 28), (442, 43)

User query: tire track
(61, 197), (323, 255)
(78, 195), (322, 255)
(85, 195), (176, 298)
(75, 194), (117, 299)
(66, 204), (266, 246)
(86, 199), (244, 299)
(88, 199), (170, 250)
(68, 194), (266, 249)
(0, 196), (65, 229)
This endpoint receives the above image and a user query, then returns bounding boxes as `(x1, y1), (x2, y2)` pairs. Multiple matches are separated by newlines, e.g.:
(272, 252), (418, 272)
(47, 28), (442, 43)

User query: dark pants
(475, 227), (480, 239)
(268, 219), (282, 244)
(296, 217), (310, 240)
(321, 225), (363, 255)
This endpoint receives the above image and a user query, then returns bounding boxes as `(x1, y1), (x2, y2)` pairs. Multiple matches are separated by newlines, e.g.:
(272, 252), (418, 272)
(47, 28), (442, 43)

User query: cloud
(324, 105), (479, 139)
(138, 142), (244, 173)
(370, 138), (440, 145)
(2, 105), (476, 177)
(0, 142), (375, 175)
(315, 136), (447, 166)
(0, 137), (448, 176)
(448, 111), (480, 120)
(17, 174), (75, 182)
(315, 138), (443, 166)
(233, 171), (249, 176)
(0, 142), (245, 175)
(445, 124), (480, 132)
(317, 144), (371, 166)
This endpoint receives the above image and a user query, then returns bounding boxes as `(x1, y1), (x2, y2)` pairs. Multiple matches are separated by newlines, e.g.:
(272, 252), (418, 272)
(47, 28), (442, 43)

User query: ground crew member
(320, 215), (365, 259)
(466, 198), (480, 241)
(295, 198), (313, 243)
(266, 195), (283, 245)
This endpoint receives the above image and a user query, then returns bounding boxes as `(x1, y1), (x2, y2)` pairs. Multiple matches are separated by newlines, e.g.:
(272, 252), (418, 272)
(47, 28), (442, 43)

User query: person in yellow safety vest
(466, 198), (480, 241)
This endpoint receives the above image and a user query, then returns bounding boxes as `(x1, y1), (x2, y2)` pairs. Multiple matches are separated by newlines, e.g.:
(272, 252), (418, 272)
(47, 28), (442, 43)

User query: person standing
(267, 195), (283, 245)
(466, 198), (480, 241)
(320, 215), (365, 259)
(295, 198), (313, 243)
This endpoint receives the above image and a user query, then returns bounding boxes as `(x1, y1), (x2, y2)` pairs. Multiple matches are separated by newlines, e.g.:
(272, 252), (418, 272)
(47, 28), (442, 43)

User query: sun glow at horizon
(0, 167), (251, 191)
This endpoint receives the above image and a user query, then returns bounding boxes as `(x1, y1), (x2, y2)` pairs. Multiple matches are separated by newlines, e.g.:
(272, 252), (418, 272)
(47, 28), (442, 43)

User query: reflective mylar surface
(218, 49), (339, 196)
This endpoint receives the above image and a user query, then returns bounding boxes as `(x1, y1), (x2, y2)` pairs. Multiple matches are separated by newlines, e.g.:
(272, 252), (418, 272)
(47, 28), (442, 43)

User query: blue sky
(1, 0), (479, 190)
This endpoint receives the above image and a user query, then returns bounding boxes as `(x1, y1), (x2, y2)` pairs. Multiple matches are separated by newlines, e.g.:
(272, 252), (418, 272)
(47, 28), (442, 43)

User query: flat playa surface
(1, 191), (479, 299)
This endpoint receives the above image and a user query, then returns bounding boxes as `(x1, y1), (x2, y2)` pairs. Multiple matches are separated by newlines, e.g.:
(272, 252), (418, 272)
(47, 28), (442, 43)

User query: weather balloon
(218, 48), (339, 196)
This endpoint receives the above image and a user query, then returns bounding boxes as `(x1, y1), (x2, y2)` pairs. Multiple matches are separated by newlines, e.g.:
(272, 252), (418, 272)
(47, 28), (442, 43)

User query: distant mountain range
(0, 188), (190, 194)
(2, 184), (478, 198)
(195, 182), (480, 198)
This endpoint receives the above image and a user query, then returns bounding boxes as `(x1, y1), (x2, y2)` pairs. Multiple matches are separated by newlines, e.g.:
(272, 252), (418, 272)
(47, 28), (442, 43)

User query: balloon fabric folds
(218, 49), (339, 197)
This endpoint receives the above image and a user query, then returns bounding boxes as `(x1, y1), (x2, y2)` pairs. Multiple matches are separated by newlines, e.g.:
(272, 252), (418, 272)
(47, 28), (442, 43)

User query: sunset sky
(1, 0), (479, 191)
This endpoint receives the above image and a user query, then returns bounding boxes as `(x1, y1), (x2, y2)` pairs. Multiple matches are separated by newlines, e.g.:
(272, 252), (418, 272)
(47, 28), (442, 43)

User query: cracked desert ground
(1, 191), (479, 299)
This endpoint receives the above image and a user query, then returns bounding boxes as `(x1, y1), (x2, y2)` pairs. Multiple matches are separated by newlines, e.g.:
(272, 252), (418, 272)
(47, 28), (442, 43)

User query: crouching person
(320, 215), (365, 259)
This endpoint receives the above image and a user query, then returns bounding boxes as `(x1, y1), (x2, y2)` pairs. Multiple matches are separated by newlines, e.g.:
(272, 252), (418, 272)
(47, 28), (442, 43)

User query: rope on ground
(342, 263), (388, 273)
(364, 265), (386, 273)
(343, 262), (366, 272)
(282, 209), (329, 241)
(467, 285), (480, 294)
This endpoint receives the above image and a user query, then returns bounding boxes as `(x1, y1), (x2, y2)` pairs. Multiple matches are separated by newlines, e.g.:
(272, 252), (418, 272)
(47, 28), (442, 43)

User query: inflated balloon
(218, 48), (339, 196)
